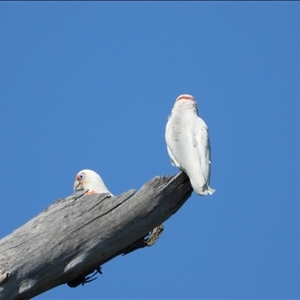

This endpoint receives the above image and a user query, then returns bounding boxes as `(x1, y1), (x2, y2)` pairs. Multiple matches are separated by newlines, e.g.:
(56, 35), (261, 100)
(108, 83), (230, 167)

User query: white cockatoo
(73, 169), (113, 196)
(165, 94), (215, 196)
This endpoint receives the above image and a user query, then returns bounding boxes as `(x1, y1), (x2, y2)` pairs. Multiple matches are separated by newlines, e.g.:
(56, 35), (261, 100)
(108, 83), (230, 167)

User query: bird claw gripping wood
(81, 267), (102, 286)
(146, 224), (164, 246)
(0, 267), (10, 285)
(121, 224), (165, 255)
(67, 266), (102, 288)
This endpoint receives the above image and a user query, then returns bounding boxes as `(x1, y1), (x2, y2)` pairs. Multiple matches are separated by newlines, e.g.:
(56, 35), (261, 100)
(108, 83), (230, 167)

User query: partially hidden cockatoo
(73, 169), (113, 196)
(165, 94), (215, 196)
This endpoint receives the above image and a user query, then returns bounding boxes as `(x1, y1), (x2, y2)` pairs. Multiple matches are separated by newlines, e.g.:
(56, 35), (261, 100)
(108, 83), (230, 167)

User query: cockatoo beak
(73, 179), (83, 192)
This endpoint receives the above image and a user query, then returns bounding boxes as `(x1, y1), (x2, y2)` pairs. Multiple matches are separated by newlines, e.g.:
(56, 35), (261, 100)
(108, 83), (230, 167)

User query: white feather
(165, 94), (215, 196)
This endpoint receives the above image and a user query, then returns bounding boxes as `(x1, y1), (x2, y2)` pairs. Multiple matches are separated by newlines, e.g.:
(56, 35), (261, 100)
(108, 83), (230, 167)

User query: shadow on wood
(0, 171), (192, 300)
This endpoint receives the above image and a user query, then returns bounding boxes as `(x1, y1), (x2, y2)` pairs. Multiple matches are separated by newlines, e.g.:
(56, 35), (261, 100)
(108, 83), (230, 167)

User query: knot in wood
(0, 267), (10, 285)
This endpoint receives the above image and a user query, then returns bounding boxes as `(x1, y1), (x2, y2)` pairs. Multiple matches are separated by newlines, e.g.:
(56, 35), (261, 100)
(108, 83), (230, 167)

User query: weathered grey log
(0, 171), (192, 300)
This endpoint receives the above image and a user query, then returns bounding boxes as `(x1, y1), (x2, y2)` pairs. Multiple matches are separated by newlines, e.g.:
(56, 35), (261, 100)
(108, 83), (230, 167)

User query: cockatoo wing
(167, 145), (180, 167)
(190, 117), (215, 195)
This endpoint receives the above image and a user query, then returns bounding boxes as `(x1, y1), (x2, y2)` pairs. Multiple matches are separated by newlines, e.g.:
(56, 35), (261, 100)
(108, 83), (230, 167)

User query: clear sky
(1, 2), (299, 299)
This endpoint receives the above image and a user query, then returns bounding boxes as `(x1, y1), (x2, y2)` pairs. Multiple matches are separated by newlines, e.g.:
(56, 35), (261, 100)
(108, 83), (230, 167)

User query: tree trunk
(0, 171), (192, 300)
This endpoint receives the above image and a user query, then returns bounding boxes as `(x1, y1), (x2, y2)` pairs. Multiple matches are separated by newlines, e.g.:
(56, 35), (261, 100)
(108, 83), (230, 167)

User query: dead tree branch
(0, 172), (192, 300)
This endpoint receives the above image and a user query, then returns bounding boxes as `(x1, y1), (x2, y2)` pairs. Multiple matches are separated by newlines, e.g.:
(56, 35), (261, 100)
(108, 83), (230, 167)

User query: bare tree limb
(0, 171), (192, 300)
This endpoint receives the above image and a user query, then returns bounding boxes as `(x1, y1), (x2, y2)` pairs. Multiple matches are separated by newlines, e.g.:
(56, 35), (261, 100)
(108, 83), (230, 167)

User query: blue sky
(0, 2), (299, 299)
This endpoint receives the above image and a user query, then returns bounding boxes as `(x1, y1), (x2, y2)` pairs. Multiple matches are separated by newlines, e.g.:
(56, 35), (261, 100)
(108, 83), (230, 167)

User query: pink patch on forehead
(176, 95), (195, 102)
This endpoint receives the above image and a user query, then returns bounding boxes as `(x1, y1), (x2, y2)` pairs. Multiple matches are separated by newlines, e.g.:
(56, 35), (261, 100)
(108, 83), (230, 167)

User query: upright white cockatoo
(73, 169), (113, 196)
(165, 94), (215, 196)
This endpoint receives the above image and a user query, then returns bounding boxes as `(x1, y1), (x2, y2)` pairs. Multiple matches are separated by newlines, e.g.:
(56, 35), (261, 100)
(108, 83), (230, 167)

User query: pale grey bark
(0, 172), (192, 300)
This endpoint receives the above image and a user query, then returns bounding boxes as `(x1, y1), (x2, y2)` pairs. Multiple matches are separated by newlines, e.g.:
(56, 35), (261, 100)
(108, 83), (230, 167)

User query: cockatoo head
(174, 94), (198, 112)
(176, 94), (195, 103)
(73, 169), (112, 195)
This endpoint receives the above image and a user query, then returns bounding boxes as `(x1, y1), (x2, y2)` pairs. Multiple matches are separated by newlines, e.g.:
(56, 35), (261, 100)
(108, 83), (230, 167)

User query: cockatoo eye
(77, 173), (85, 181)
